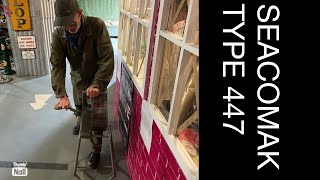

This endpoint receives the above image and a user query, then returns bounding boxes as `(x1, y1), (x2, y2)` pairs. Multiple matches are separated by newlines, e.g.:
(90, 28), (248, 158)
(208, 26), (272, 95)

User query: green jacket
(50, 15), (114, 104)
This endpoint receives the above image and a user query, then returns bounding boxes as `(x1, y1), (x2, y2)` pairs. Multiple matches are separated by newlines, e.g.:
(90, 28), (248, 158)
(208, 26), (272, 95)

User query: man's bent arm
(93, 19), (115, 92)
(50, 30), (67, 98)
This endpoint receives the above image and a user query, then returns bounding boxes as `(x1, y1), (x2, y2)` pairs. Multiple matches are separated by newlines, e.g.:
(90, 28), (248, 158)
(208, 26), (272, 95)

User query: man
(50, 0), (114, 168)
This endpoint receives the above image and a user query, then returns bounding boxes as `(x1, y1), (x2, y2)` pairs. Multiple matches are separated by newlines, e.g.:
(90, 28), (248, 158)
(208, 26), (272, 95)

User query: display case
(117, 0), (199, 178)
(148, 0), (199, 173)
(118, 0), (154, 94)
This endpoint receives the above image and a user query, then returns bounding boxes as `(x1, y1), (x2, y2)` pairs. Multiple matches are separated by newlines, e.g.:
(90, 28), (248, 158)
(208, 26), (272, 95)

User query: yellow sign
(8, 0), (31, 31)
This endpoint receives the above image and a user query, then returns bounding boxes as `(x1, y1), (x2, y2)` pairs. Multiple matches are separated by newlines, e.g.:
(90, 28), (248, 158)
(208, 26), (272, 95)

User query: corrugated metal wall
(3, 0), (55, 76)
(40, 0), (55, 72)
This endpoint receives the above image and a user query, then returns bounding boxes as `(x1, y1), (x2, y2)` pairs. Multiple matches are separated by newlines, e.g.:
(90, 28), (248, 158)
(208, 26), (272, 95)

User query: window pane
(123, 0), (131, 11)
(176, 52), (199, 167)
(136, 25), (148, 83)
(139, 0), (152, 21)
(185, 0), (198, 46)
(156, 38), (181, 120)
(126, 19), (138, 67)
(129, 0), (139, 15)
(164, 0), (189, 37)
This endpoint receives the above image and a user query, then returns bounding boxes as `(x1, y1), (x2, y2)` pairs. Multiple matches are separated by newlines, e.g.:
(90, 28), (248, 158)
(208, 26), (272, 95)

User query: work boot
(72, 123), (80, 135)
(88, 152), (100, 169)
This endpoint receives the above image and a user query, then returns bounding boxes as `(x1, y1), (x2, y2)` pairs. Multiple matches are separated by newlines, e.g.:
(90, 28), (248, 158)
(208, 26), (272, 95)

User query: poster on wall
(118, 64), (133, 152)
(21, 50), (35, 59)
(17, 36), (36, 49)
(8, 0), (32, 31)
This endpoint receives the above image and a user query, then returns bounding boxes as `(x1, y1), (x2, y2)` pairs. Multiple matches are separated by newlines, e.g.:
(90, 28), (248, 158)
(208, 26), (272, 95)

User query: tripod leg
(109, 125), (116, 180)
(73, 133), (82, 176)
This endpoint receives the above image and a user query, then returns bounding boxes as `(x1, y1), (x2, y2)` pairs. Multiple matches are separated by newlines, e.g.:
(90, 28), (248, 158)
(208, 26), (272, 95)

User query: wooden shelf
(184, 43), (199, 57)
(160, 30), (183, 47)
(120, 9), (149, 28)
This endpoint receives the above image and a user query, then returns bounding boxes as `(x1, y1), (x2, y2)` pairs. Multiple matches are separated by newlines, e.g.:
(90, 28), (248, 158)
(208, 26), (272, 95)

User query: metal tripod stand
(56, 91), (116, 180)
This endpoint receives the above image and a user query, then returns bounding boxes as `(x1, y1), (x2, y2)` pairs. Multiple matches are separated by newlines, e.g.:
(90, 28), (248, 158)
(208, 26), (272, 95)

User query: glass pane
(176, 52), (199, 167)
(156, 38), (181, 120)
(164, 0), (189, 37)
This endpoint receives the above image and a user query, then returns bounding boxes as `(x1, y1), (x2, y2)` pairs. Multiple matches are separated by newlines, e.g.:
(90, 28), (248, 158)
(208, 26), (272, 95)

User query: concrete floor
(0, 36), (130, 179)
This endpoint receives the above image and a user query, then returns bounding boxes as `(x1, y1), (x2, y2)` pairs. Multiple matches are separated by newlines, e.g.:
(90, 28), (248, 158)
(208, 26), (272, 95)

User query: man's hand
(86, 85), (100, 98)
(58, 96), (70, 109)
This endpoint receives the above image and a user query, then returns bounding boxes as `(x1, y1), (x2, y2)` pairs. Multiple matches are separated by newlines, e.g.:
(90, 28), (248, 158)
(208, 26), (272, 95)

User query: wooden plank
(137, 25), (147, 77)
(120, 0), (124, 10)
(184, 43), (199, 57)
(147, 0), (163, 102)
(132, 74), (144, 96)
(118, 14), (123, 52)
(142, 0), (151, 20)
(168, 0), (186, 29)
(175, 55), (198, 132)
(168, 49), (191, 134)
(133, 24), (143, 75)
(124, 0), (130, 11)
(137, 56), (145, 77)
(140, 19), (149, 28)
(185, 0), (199, 44)
(160, 0), (173, 30)
(126, 19), (133, 65)
(140, 0), (155, 97)
(159, 103), (170, 120)
(192, 56), (199, 114)
(177, 109), (198, 134)
(169, 43), (181, 94)
(121, 9), (150, 27)
(156, 40), (169, 106)
(125, 16), (131, 58)
(157, 41), (181, 107)
(139, 0), (146, 18)
(160, 30), (183, 47)
(177, 83), (195, 127)
(148, 0), (167, 103)
(129, 0), (139, 15)
(149, 36), (165, 104)
(121, 16), (128, 57)
(182, 0), (195, 41)
(174, 56), (195, 134)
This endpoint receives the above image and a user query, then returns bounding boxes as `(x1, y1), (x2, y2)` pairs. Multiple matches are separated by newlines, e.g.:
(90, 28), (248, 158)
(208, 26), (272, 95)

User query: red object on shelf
(178, 128), (199, 146)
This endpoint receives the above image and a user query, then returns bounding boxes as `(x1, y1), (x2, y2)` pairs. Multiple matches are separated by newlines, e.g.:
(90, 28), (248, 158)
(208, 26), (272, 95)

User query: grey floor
(0, 35), (130, 179)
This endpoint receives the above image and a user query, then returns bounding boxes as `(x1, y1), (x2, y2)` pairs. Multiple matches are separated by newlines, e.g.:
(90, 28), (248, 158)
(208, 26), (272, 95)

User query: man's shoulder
(52, 27), (65, 37)
(85, 16), (105, 27)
